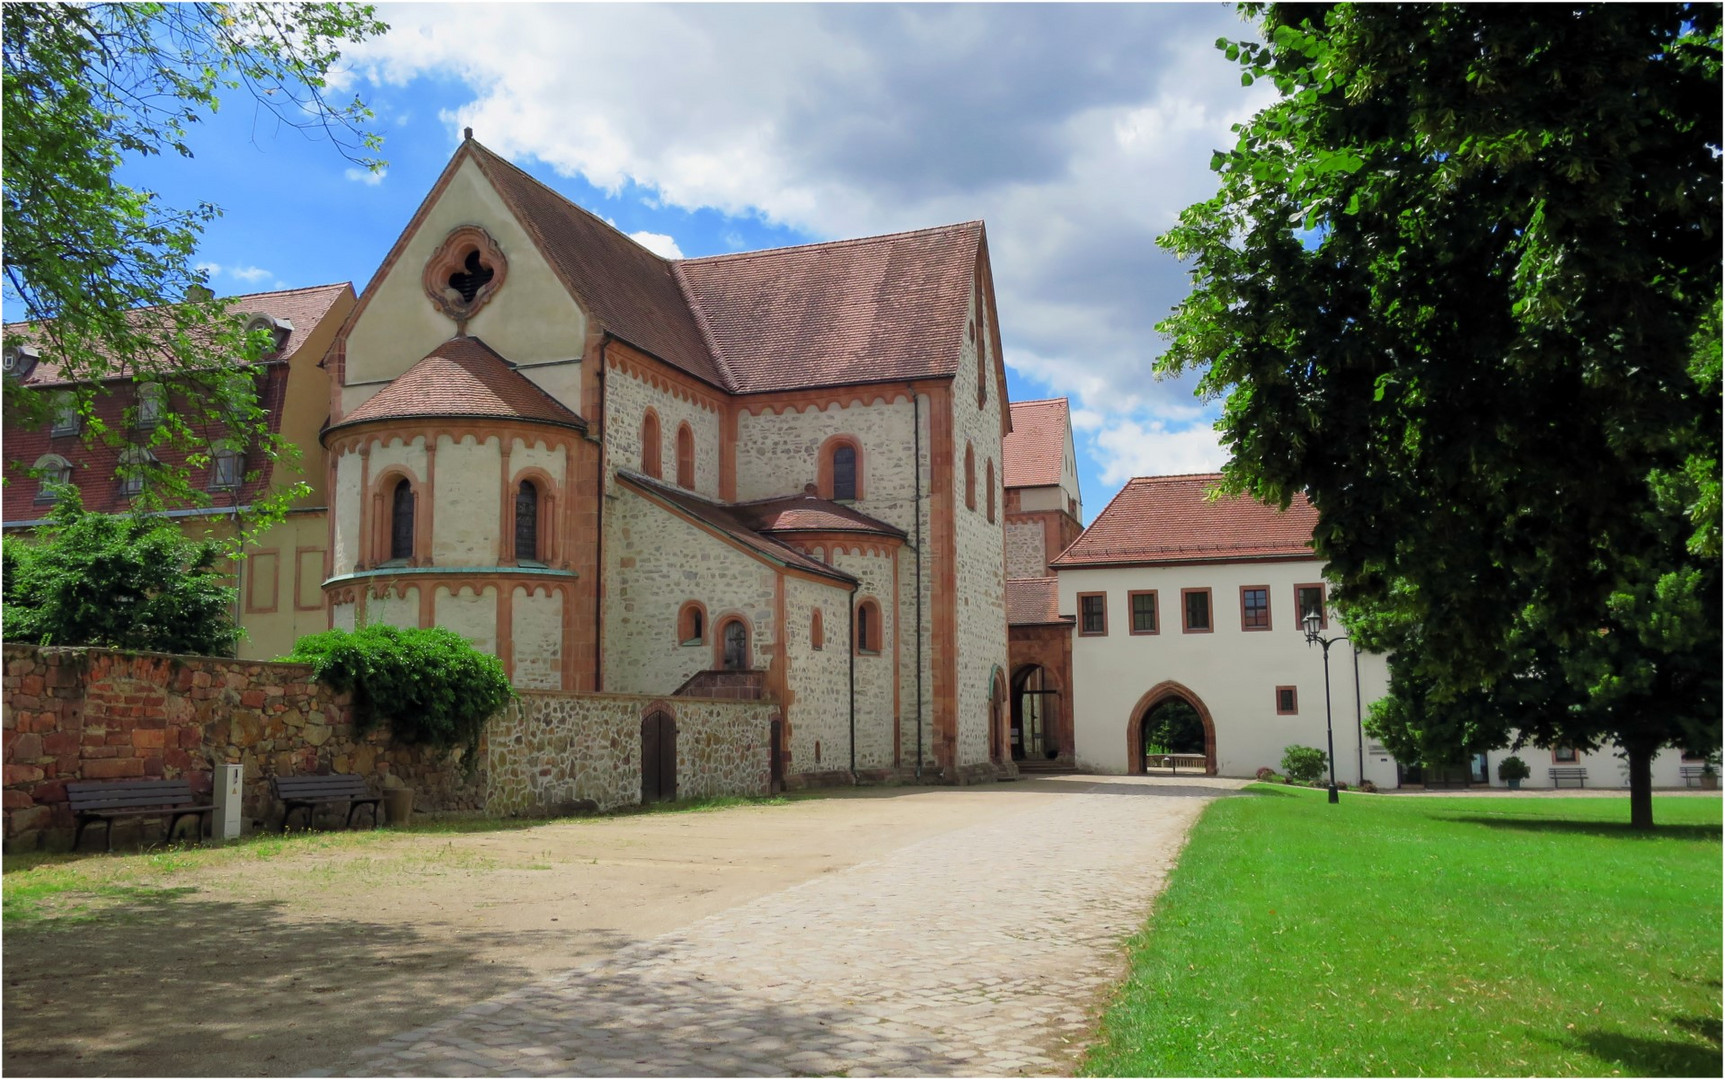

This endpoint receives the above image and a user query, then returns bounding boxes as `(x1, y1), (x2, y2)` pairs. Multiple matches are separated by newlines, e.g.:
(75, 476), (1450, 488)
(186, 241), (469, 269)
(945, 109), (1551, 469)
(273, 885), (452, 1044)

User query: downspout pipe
(913, 388), (923, 781)
(594, 333), (611, 692)
(849, 579), (859, 780)
(1353, 644), (1364, 786)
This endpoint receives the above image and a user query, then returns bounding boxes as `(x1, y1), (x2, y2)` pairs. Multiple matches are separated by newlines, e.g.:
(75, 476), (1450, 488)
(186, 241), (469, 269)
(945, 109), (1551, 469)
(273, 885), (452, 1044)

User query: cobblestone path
(322, 776), (1245, 1077)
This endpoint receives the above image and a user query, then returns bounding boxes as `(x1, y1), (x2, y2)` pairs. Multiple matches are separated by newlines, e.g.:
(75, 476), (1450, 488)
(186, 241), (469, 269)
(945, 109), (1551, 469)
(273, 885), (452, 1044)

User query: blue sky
(112, 3), (1275, 522)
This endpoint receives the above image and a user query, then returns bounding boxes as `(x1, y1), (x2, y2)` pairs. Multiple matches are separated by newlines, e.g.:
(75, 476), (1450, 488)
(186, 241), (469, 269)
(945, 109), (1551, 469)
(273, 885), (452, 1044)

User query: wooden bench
(1679, 765), (1713, 787)
(273, 774), (381, 832)
(1548, 766), (1588, 788)
(68, 779), (213, 852)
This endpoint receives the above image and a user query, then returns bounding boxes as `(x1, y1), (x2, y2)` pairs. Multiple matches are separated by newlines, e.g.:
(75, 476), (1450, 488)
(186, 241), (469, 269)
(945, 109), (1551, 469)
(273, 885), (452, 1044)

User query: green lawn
(1083, 787), (1723, 1077)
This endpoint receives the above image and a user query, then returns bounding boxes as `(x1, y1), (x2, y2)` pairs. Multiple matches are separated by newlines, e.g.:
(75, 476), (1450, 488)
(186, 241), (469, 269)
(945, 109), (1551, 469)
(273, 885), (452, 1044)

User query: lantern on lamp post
(1303, 610), (1347, 805)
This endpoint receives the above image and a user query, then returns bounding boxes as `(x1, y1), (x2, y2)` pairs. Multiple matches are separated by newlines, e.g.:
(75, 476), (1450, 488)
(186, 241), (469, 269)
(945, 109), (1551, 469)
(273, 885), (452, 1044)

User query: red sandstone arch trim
(711, 611), (755, 670)
(367, 466), (426, 568)
(816, 434), (866, 501)
(1127, 680), (1217, 776)
(504, 464), (562, 566)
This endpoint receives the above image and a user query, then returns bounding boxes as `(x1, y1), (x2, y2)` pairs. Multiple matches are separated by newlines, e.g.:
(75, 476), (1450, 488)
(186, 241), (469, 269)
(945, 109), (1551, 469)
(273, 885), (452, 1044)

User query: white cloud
(228, 265), (272, 284)
(195, 261), (222, 278)
(1089, 416), (1227, 487)
(343, 4), (1276, 469)
(628, 230), (684, 259)
(345, 166), (388, 186)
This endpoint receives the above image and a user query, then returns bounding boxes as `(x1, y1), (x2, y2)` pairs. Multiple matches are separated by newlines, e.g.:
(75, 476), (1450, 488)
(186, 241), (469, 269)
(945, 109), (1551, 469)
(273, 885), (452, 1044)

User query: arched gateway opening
(1011, 665), (1061, 762)
(1128, 682), (1217, 776)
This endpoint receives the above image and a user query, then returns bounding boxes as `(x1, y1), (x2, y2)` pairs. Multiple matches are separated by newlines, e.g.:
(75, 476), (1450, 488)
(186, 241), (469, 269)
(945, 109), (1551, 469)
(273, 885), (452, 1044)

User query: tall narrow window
(964, 443), (976, 510)
(118, 447), (156, 498)
(1241, 586), (1270, 630)
(811, 609), (825, 650)
(390, 479), (415, 561)
(986, 459), (996, 523)
(1129, 591), (1158, 634)
(832, 444), (857, 501)
(855, 599), (881, 654)
(210, 449), (243, 491)
(50, 393), (79, 437)
(641, 410), (661, 478)
(135, 383), (164, 429)
(679, 602), (706, 645)
(1182, 588), (1212, 633)
(1079, 593), (1107, 635)
(676, 423), (694, 489)
(721, 620), (749, 671)
(1296, 583), (1327, 630)
(514, 480), (539, 562)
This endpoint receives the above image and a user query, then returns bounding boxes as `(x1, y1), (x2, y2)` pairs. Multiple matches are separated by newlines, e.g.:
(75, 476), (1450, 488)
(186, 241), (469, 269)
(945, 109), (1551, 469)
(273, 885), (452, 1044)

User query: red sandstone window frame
(1275, 686), (1299, 715)
(640, 409), (662, 479)
(1295, 582), (1328, 631)
(986, 459), (996, 523)
(1128, 590), (1159, 635)
(1078, 592), (1108, 636)
(964, 443), (976, 511)
(811, 609), (824, 651)
(1240, 585), (1271, 631)
(817, 435), (865, 501)
(678, 600), (708, 646)
(714, 614), (752, 671)
(1181, 588), (1213, 634)
(854, 598), (883, 655)
(1552, 745), (1579, 764)
(675, 422), (695, 490)
(368, 467), (425, 568)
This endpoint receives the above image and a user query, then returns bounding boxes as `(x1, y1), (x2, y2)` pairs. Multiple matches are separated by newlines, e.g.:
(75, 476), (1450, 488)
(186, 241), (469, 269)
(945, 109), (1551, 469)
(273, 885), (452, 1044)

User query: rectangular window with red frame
(1079, 593), (1107, 635)
(1241, 586), (1270, 630)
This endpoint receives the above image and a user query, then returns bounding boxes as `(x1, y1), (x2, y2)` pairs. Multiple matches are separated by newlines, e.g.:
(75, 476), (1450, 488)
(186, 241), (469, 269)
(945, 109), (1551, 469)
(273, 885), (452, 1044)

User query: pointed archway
(1127, 681), (1217, 776)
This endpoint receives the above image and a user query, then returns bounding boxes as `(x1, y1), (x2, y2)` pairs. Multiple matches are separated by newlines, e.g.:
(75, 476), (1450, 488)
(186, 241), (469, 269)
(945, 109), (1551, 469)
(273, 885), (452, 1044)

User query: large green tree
(2, 2), (384, 524)
(1158, 4), (1721, 827)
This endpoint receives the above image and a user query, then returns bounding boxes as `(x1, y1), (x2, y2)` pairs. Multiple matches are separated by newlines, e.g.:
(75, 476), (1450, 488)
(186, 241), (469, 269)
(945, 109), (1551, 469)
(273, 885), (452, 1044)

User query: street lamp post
(1303, 611), (1347, 804)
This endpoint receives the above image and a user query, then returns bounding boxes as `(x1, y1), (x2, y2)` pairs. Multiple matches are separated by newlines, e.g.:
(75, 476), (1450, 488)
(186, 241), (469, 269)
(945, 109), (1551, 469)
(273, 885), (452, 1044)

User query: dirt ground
(2, 785), (1063, 1077)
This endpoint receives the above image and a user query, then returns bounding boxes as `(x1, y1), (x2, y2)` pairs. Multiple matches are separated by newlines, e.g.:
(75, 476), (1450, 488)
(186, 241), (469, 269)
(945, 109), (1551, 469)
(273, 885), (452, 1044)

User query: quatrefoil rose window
(423, 225), (508, 327)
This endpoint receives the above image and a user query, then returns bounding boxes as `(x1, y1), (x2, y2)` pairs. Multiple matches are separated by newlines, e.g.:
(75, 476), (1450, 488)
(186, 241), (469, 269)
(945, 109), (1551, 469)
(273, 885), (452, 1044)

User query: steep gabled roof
(1007, 577), (1072, 627)
(1051, 474), (1318, 568)
(1003, 398), (1069, 489)
(330, 337), (584, 433)
(736, 492), (907, 539)
(675, 222), (985, 394)
(6, 283), (352, 388)
(616, 471), (856, 584)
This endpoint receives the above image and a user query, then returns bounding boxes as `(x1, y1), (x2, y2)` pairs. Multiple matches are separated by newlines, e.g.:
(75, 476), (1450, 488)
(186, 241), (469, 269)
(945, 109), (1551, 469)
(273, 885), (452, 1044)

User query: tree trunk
(1626, 742), (1655, 830)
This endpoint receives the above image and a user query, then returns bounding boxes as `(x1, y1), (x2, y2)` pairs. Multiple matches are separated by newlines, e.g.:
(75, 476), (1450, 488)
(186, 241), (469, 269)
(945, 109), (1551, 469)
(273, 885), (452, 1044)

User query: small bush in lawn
(1497, 755), (1532, 782)
(1255, 766), (1276, 781)
(1281, 745), (1328, 784)
(1359, 779), (1378, 793)
(285, 625), (514, 761)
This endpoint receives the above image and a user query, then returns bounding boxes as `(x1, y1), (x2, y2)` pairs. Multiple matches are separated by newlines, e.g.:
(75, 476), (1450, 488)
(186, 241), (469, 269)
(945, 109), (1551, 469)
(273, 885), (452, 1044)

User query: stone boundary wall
(488, 692), (776, 815)
(3, 645), (483, 850)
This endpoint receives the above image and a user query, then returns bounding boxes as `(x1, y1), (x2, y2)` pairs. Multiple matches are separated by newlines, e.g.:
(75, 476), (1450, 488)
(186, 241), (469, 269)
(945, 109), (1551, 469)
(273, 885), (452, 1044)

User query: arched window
(390, 478), (415, 562)
(118, 446), (158, 499)
(832, 444), (857, 501)
(210, 448), (244, 492)
(514, 480), (539, 563)
(986, 459), (996, 523)
(964, 443), (976, 511)
(135, 382), (165, 429)
(641, 410), (662, 478)
(719, 619), (749, 671)
(32, 454), (71, 503)
(811, 609), (824, 651)
(679, 602), (707, 646)
(855, 598), (882, 654)
(676, 423), (694, 489)
(50, 392), (79, 437)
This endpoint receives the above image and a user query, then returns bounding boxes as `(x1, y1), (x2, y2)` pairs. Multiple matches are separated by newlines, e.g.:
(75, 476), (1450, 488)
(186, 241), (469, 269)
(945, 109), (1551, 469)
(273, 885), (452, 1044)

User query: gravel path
(320, 775), (1247, 1077)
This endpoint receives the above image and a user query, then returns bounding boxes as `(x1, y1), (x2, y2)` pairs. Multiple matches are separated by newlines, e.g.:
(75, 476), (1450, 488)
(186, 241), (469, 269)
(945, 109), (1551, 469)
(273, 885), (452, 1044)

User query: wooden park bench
(1548, 766), (1588, 788)
(273, 773), (382, 832)
(68, 779), (213, 852)
(1679, 765), (1712, 787)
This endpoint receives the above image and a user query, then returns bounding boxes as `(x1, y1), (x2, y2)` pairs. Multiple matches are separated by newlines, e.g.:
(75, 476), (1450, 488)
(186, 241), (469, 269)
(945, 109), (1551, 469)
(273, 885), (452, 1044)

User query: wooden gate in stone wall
(640, 708), (678, 804)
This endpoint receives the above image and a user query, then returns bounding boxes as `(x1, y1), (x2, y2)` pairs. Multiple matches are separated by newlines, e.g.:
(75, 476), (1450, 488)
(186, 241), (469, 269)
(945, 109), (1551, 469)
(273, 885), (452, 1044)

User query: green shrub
(1281, 744), (1329, 784)
(1497, 755), (1532, 782)
(285, 625), (513, 760)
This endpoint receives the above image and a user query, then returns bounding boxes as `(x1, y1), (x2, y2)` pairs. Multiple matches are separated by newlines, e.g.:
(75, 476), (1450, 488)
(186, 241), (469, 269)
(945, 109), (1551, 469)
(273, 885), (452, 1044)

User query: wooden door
(641, 710), (678, 803)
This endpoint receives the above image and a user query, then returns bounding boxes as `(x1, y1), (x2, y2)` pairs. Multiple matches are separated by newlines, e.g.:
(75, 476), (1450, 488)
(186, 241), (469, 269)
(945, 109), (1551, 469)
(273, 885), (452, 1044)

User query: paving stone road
(319, 775), (1247, 1077)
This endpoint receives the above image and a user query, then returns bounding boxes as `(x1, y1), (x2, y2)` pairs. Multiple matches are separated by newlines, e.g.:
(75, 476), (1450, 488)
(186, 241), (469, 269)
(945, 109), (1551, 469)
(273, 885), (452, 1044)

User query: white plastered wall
(432, 434), (503, 565)
(368, 587), (421, 630)
(342, 156), (588, 417)
(436, 584), (498, 655)
(332, 450), (363, 575)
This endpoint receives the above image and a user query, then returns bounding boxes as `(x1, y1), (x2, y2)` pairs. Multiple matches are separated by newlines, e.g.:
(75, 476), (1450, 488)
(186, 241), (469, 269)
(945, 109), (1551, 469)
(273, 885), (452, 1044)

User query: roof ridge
(668, 260), (738, 392)
(678, 220), (984, 266)
(465, 140), (677, 266)
(1010, 397), (1069, 407)
(1130, 472), (1226, 483)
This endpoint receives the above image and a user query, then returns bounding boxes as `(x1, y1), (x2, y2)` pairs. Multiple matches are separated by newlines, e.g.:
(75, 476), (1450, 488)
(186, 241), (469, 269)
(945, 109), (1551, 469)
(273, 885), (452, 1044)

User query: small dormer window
(32, 454), (72, 503)
(210, 449), (244, 491)
(3, 344), (39, 381)
(135, 382), (165, 429)
(50, 393), (79, 437)
(118, 447), (158, 499)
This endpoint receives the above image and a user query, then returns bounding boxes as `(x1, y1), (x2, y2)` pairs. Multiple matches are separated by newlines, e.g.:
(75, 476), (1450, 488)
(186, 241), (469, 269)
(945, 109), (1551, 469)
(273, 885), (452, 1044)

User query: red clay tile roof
(676, 222), (984, 395)
(1003, 398), (1069, 488)
(6, 283), (351, 387)
(1051, 474), (1319, 568)
(1007, 577), (1072, 626)
(466, 144), (728, 389)
(737, 493), (906, 539)
(616, 472), (856, 584)
(331, 337), (585, 432)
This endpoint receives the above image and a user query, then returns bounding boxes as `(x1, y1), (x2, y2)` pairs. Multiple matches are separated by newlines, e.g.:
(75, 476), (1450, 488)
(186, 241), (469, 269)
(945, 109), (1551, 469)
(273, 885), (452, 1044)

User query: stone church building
(320, 135), (1012, 785)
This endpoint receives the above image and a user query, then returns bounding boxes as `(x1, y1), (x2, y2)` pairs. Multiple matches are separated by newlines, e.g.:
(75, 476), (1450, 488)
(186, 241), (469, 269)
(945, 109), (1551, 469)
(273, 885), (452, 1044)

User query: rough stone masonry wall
(2, 645), (483, 851)
(487, 691), (775, 814)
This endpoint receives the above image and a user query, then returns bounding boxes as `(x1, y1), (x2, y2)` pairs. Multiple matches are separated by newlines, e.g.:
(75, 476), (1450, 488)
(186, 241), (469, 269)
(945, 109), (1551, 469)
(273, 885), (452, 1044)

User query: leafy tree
(2, 2), (385, 523)
(285, 626), (515, 762)
(1158, 4), (1721, 827)
(2, 486), (240, 655)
